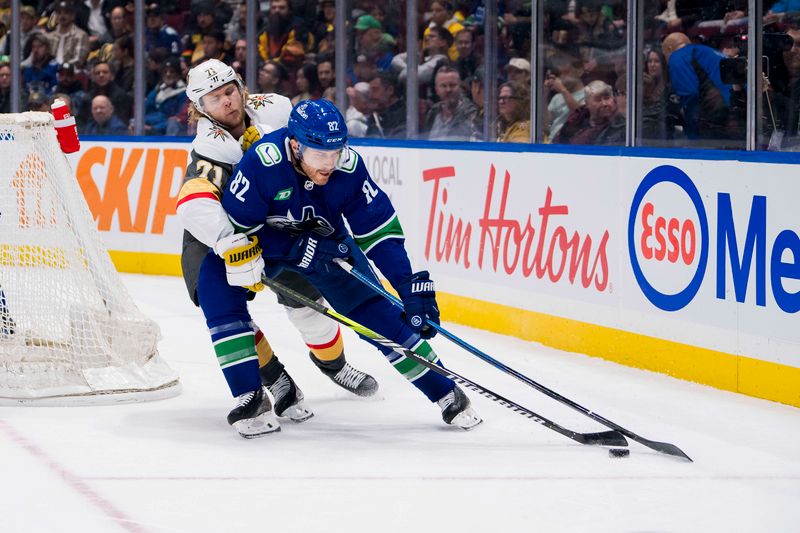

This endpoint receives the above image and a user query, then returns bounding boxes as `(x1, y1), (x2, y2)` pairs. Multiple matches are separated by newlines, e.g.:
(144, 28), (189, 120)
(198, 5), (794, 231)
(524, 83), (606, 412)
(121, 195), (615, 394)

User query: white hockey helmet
(186, 58), (243, 112)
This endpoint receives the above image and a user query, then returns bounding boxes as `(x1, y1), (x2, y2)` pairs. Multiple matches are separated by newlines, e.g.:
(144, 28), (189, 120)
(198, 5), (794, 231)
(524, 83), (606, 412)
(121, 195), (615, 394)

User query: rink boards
(69, 138), (800, 407)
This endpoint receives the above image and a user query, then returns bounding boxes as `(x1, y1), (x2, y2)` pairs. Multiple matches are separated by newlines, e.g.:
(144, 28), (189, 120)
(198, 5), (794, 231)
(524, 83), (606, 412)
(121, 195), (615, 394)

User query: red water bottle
(51, 98), (80, 154)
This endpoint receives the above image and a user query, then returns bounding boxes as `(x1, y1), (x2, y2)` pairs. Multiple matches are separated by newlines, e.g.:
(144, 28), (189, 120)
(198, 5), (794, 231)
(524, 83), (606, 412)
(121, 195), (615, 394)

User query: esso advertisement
(629, 163), (800, 318)
(628, 165), (709, 312)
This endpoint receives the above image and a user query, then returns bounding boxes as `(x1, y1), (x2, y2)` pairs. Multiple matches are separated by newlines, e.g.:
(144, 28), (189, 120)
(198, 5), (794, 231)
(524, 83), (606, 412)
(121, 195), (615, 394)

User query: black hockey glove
(396, 271), (439, 339)
(291, 234), (351, 273)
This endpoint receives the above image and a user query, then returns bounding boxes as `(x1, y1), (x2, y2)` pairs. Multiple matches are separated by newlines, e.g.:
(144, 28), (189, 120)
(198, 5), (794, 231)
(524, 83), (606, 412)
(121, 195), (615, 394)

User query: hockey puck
(608, 448), (630, 458)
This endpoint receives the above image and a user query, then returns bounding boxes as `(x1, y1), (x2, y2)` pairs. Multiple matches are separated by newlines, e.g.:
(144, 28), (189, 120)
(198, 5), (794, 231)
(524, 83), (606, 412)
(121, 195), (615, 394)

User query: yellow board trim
(111, 251), (800, 408)
(108, 250), (183, 276)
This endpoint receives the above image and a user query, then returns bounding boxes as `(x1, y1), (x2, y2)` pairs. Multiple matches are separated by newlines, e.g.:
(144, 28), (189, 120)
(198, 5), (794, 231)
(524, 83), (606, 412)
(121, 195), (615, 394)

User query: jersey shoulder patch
(254, 142), (282, 166)
(192, 117), (243, 165)
(336, 147), (359, 174)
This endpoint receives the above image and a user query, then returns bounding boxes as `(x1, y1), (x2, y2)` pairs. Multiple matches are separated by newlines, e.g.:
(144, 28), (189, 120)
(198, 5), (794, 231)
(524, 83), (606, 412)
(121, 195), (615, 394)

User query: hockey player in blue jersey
(205, 99), (482, 430)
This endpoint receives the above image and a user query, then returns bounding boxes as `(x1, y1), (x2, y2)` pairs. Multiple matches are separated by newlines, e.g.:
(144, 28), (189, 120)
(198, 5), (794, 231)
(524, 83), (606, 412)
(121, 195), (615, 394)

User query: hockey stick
(260, 273), (627, 448)
(334, 260), (692, 462)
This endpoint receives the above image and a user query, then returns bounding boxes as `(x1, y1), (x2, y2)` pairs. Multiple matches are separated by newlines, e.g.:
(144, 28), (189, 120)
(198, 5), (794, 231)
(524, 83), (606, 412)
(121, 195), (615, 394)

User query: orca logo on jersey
(266, 206), (335, 236)
(411, 281), (435, 294)
(298, 237), (318, 269)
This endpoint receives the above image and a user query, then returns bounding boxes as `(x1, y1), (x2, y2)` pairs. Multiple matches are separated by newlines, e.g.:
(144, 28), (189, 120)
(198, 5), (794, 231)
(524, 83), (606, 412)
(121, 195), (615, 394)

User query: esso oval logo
(628, 165), (709, 311)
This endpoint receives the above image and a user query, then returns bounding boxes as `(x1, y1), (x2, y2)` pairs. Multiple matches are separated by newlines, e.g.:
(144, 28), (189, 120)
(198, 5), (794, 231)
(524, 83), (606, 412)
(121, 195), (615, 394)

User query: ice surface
(1, 274), (799, 532)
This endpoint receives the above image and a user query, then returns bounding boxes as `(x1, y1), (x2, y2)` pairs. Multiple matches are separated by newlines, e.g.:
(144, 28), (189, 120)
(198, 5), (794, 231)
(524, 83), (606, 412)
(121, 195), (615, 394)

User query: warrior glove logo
(411, 281), (435, 293)
(298, 237), (318, 269)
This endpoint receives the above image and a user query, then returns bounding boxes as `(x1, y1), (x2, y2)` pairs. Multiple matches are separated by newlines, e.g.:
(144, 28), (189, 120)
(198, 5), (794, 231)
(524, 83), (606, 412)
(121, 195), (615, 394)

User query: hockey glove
(396, 271), (440, 339)
(240, 125), (262, 152)
(215, 234), (265, 292)
(291, 234), (351, 273)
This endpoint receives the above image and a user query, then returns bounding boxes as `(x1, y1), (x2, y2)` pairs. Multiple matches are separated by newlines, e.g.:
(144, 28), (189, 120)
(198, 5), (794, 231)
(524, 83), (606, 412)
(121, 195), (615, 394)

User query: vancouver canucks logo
(248, 94), (273, 110)
(207, 125), (227, 140)
(266, 206), (335, 236)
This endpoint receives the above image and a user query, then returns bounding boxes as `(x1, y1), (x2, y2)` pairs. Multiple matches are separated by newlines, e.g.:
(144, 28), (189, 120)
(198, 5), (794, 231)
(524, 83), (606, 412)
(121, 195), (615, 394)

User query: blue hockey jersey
(222, 128), (413, 286)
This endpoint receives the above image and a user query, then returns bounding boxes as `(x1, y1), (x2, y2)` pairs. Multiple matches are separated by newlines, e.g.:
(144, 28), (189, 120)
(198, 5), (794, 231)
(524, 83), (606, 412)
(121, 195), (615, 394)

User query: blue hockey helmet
(288, 99), (348, 150)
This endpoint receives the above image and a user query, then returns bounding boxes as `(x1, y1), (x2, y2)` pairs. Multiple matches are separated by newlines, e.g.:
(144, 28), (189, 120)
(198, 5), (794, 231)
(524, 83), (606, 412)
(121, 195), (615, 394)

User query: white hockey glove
(214, 234), (265, 292)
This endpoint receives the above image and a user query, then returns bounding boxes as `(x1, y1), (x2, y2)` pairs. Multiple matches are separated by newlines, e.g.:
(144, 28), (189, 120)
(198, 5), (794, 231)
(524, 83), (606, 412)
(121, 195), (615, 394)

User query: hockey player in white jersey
(176, 59), (377, 437)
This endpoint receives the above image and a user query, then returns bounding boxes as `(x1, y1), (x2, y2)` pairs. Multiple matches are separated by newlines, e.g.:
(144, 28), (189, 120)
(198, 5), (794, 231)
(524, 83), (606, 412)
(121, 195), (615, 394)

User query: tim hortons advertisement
(72, 141), (798, 368)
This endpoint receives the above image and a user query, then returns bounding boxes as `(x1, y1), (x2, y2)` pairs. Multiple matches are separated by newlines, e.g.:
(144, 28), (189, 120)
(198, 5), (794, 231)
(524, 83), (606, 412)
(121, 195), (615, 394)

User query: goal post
(0, 112), (181, 404)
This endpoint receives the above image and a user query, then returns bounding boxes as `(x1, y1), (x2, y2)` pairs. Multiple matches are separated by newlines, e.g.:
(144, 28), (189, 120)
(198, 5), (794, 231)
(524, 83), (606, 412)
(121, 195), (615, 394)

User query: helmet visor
(299, 145), (344, 169)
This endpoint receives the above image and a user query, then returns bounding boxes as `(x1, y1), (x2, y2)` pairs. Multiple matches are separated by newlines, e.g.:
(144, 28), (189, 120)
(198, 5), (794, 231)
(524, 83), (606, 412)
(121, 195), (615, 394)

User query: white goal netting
(0, 112), (180, 404)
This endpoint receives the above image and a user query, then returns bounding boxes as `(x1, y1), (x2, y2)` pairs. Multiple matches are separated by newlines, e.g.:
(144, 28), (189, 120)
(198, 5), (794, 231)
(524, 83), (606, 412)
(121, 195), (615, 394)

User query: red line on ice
(0, 419), (147, 533)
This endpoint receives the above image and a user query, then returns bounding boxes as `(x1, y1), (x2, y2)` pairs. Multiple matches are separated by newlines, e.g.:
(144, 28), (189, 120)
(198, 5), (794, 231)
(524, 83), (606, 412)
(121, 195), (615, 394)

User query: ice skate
(312, 352), (379, 397)
(227, 387), (281, 439)
(437, 385), (483, 430)
(268, 369), (314, 422)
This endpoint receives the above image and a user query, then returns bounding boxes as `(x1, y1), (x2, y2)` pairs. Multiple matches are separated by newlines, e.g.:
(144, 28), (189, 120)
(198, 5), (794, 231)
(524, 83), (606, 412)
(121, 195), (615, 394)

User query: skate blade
(279, 401), (314, 423)
(233, 412), (281, 438)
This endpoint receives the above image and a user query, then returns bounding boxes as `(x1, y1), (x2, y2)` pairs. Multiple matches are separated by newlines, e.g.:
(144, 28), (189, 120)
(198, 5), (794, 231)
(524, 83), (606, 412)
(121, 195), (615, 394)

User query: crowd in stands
(0, 0), (798, 150)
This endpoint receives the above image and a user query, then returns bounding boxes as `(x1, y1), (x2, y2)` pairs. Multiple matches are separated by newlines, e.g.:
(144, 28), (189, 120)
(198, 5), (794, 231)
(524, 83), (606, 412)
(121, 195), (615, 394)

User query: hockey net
(0, 112), (180, 404)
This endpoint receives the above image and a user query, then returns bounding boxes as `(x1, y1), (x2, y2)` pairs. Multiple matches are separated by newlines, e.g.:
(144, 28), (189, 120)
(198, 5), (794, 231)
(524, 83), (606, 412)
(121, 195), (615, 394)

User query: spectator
(424, 65), (478, 140)
(258, 0), (315, 62)
(291, 62), (322, 105)
(225, 3), (256, 44)
(314, 0), (336, 55)
(317, 55), (335, 92)
(345, 81), (371, 137)
(112, 35), (135, 93)
(47, 1), (91, 67)
(84, 0), (108, 45)
(26, 90), (50, 112)
(22, 34), (59, 96)
(391, 25), (449, 86)
(354, 15), (395, 72)
(197, 30), (228, 64)
(52, 62), (88, 116)
(454, 28), (478, 83)
(145, 4), (181, 56)
(184, 2), (222, 65)
(353, 53), (379, 83)
(424, 0), (465, 61)
(506, 58), (531, 85)
(544, 55), (586, 141)
(641, 47), (677, 141)
(662, 31), (743, 145)
(104, 6), (132, 44)
(84, 94), (128, 135)
(0, 61), (9, 113)
(366, 71), (406, 138)
(469, 66), (485, 139)
(19, 6), (43, 62)
(144, 57), (187, 135)
(146, 47), (170, 92)
(257, 60), (288, 94)
(81, 60), (131, 125)
(230, 38), (248, 78)
(554, 80), (625, 145)
(496, 81), (531, 143)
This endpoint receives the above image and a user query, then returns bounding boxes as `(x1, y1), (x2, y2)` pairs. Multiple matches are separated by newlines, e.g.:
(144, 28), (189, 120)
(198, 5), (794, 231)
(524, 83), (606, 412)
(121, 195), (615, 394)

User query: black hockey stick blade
(335, 261), (691, 462)
(261, 273), (628, 449)
(574, 430), (629, 447)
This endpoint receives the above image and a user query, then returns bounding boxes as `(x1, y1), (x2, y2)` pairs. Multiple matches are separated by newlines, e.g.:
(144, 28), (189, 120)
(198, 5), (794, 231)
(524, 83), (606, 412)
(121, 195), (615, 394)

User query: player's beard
(215, 106), (246, 131)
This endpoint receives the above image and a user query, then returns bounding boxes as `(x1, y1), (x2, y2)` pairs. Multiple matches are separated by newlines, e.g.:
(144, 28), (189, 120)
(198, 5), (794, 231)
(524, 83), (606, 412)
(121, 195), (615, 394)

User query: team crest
(266, 206), (335, 236)
(207, 125), (227, 140)
(248, 94), (274, 110)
